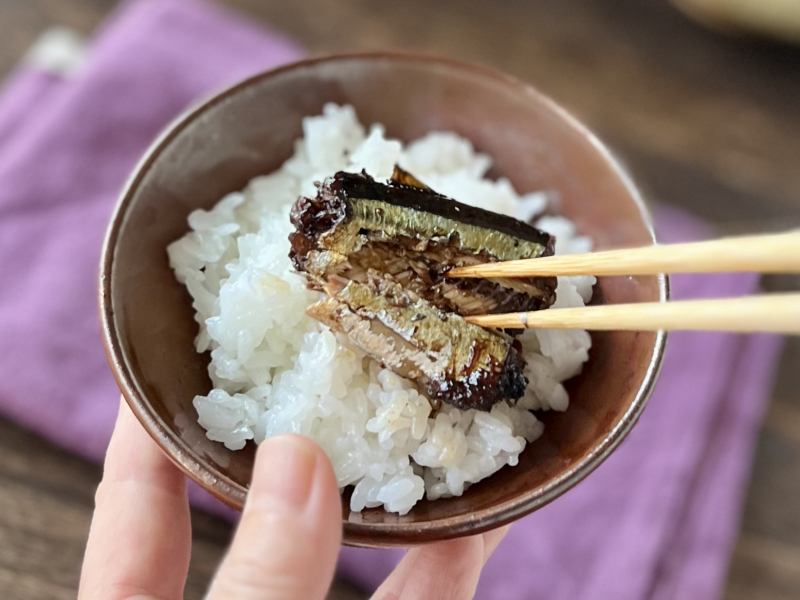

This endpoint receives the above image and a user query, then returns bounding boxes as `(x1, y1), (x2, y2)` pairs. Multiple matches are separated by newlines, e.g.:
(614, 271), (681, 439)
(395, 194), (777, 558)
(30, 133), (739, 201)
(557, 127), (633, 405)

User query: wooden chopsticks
(448, 231), (800, 334)
(447, 231), (800, 278)
(465, 294), (800, 334)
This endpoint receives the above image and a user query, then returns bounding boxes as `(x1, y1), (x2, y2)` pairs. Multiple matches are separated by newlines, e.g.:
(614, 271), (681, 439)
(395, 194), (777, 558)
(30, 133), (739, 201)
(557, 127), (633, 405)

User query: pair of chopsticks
(446, 231), (800, 334)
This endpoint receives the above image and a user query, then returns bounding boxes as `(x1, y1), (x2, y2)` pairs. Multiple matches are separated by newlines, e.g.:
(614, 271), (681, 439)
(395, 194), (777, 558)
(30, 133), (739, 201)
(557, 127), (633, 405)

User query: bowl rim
(99, 50), (669, 547)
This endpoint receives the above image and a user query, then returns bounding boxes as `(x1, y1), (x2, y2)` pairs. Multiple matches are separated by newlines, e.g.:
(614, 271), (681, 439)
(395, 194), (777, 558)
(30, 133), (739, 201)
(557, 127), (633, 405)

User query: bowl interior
(103, 54), (665, 547)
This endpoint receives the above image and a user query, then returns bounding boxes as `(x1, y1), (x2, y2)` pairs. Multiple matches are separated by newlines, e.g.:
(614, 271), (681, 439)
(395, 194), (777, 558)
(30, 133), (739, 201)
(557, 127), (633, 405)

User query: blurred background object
(672, 0), (800, 44)
(0, 1), (798, 599)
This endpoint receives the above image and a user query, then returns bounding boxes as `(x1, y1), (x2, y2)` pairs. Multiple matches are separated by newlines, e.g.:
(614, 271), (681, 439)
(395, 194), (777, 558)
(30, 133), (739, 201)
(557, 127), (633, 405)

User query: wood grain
(448, 232), (800, 278)
(0, 0), (798, 598)
(466, 294), (800, 334)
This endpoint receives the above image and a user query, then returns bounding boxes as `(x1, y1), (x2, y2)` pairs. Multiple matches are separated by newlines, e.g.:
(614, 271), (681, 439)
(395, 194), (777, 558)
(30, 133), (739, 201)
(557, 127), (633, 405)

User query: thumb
(207, 435), (342, 600)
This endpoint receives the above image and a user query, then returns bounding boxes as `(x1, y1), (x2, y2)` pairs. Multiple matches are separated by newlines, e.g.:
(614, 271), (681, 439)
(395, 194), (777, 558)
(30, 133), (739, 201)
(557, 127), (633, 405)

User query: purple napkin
(0, 1), (782, 598)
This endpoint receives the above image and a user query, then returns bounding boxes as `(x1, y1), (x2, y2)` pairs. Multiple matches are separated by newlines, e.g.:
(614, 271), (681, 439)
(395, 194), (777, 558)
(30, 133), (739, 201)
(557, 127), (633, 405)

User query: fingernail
(247, 435), (317, 513)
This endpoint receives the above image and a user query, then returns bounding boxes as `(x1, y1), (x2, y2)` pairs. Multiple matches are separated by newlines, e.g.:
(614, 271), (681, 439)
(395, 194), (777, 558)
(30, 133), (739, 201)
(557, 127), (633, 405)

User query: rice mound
(168, 104), (595, 515)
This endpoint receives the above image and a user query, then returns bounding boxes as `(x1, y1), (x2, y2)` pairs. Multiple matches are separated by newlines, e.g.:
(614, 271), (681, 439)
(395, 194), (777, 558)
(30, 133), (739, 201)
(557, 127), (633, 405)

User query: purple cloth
(0, 1), (781, 598)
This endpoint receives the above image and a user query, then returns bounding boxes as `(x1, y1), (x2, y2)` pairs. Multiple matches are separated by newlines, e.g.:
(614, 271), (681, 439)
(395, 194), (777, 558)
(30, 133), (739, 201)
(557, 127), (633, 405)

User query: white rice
(168, 104), (595, 515)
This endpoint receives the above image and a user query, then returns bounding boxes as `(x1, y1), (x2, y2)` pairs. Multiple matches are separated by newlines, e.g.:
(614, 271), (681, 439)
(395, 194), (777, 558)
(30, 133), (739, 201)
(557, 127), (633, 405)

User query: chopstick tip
(445, 266), (467, 278)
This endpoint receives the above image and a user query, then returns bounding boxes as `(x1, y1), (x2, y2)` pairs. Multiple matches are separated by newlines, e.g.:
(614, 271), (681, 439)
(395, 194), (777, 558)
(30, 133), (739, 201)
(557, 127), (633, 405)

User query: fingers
(481, 525), (511, 563)
(372, 525), (511, 600)
(207, 435), (342, 600)
(79, 399), (191, 600)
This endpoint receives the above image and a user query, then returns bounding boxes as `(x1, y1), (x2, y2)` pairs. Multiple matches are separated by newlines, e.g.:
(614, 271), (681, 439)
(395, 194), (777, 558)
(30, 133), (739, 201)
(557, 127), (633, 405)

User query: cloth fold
(0, 1), (781, 599)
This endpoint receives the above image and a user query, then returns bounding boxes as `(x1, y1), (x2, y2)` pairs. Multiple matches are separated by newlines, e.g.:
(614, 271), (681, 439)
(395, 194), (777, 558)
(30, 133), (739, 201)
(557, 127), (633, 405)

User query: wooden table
(0, 1), (798, 598)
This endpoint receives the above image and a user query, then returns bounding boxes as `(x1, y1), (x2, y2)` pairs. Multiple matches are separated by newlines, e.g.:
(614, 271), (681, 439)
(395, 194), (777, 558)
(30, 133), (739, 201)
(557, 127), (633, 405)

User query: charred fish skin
(289, 170), (557, 316)
(323, 169), (552, 249)
(434, 345), (529, 412)
(307, 278), (528, 412)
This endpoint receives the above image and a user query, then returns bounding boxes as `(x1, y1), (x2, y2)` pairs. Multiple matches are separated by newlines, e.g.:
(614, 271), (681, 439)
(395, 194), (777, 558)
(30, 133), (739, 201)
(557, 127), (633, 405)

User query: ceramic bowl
(100, 53), (667, 548)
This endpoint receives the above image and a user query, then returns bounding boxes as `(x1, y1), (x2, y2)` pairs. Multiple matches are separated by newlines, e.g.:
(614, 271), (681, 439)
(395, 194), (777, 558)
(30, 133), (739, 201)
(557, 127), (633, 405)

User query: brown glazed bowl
(100, 53), (667, 548)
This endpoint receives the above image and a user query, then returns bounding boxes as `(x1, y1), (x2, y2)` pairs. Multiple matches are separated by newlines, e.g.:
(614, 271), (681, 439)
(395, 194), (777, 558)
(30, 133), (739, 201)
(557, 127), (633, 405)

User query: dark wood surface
(0, 0), (798, 598)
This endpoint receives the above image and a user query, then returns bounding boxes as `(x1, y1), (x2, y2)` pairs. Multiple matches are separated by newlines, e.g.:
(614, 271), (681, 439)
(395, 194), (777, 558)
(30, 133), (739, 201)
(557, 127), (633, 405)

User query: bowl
(100, 52), (667, 548)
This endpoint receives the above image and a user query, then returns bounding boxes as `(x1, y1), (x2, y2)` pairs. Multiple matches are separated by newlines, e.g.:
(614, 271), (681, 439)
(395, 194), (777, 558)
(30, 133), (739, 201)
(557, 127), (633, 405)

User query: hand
(79, 400), (508, 599)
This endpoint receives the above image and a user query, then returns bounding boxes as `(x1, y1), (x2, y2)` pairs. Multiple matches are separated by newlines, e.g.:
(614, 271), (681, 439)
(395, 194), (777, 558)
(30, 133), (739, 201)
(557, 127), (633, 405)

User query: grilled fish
(289, 169), (556, 411)
(289, 168), (557, 316)
(308, 275), (528, 411)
